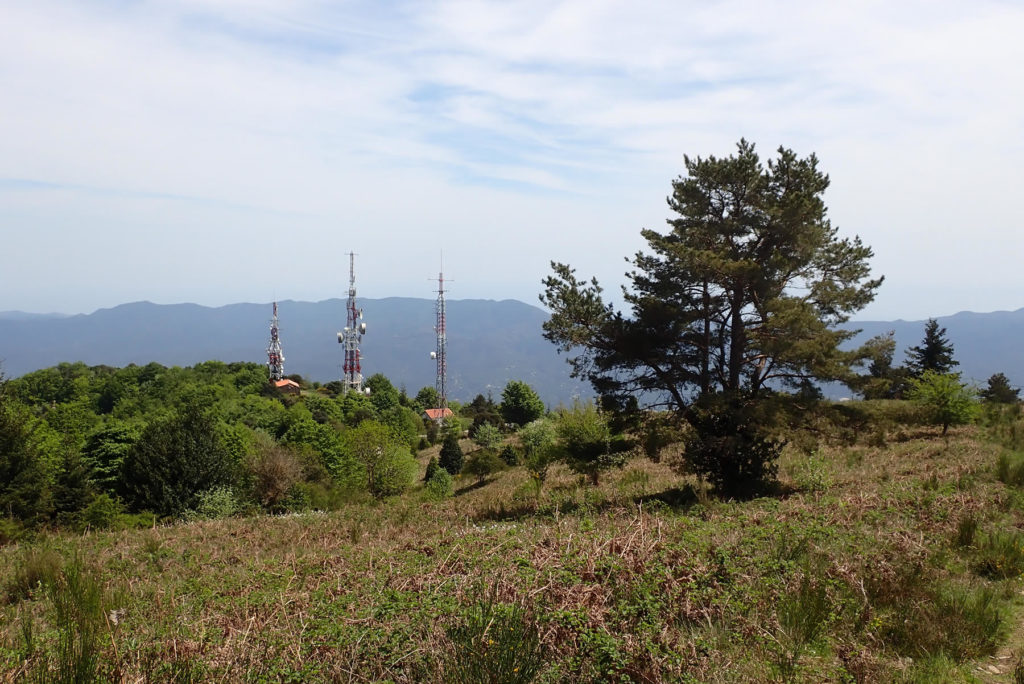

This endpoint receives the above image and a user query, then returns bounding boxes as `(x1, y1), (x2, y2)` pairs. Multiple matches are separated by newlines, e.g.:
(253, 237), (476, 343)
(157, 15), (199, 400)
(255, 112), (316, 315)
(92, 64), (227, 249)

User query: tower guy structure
(337, 252), (366, 393)
(432, 269), (449, 410)
(266, 301), (285, 381)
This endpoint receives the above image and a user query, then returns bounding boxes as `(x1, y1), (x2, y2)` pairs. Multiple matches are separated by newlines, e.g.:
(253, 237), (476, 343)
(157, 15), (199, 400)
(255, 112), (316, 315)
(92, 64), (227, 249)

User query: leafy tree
(365, 373), (400, 413)
(343, 420), (411, 497)
(415, 386), (439, 412)
(464, 450), (506, 484)
(854, 331), (911, 399)
(81, 422), (140, 494)
(556, 401), (621, 486)
(472, 422), (503, 451)
(540, 140), (881, 493)
(372, 446), (418, 496)
(0, 388), (52, 522)
(500, 381), (545, 427)
(439, 432), (464, 476)
(906, 318), (958, 378)
(908, 371), (978, 436)
(981, 373), (1019, 404)
(425, 468), (454, 499)
(519, 418), (559, 497)
(120, 402), (237, 516)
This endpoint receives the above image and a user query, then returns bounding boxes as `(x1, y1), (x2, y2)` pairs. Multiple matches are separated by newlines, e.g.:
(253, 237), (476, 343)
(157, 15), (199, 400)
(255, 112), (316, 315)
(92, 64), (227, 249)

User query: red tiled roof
(274, 379), (300, 388)
(423, 408), (454, 420)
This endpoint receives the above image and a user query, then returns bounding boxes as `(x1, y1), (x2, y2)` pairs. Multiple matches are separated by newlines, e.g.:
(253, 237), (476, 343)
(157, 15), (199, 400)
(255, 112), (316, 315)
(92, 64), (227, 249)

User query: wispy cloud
(1, 0), (1022, 318)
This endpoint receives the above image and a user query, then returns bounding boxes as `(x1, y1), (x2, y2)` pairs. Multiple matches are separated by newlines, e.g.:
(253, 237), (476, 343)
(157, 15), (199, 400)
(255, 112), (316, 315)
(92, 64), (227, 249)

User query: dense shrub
(463, 450), (506, 484)
(120, 403), (237, 517)
(679, 395), (782, 497)
(425, 469), (454, 500)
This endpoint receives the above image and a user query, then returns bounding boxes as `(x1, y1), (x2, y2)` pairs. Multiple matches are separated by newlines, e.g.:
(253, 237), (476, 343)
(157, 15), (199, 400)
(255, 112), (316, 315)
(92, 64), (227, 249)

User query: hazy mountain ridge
(0, 298), (589, 406)
(1, 300), (1022, 404)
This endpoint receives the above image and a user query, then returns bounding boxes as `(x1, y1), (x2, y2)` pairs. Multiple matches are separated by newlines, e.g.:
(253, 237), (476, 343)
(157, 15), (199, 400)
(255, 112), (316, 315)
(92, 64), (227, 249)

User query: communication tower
(431, 269), (449, 410)
(337, 252), (366, 392)
(266, 301), (285, 381)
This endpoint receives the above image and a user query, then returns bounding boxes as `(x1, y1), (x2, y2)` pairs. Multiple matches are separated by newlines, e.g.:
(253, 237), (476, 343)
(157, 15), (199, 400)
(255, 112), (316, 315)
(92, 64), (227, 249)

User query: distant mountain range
(0, 298), (589, 406)
(1, 300), (1021, 404)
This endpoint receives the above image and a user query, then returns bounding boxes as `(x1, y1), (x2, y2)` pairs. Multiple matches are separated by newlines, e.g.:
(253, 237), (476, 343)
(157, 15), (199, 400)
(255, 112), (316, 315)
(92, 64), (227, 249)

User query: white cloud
(0, 0), (1022, 319)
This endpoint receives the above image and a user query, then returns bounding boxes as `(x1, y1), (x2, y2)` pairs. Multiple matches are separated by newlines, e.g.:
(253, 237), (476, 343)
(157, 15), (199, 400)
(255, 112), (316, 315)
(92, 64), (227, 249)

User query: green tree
(414, 386), (439, 412)
(519, 418), (558, 497)
(906, 318), (958, 378)
(556, 401), (621, 486)
(852, 331), (911, 400)
(908, 371), (978, 436)
(424, 456), (440, 482)
(500, 381), (545, 427)
(541, 140), (881, 493)
(81, 422), (140, 494)
(0, 387), (53, 522)
(365, 373), (400, 413)
(439, 432), (464, 476)
(120, 402), (237, 516)
(980, 372), (1019, 404)
(343, 420), (413, 497)
(472, 422), (503, 451)
(464, 450), (506, 484)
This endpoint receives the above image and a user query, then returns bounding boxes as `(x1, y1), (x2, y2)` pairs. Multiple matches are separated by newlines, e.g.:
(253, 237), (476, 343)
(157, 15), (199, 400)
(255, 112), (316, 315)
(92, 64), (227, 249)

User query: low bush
(425, 469), (454, 500)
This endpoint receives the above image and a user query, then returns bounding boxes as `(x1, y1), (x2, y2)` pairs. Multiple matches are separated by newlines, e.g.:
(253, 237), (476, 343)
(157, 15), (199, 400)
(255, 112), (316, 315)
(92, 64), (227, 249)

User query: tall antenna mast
(432, 266), (449, 410)
(267, 301), (285, 381)
(338, 252), (366, 392)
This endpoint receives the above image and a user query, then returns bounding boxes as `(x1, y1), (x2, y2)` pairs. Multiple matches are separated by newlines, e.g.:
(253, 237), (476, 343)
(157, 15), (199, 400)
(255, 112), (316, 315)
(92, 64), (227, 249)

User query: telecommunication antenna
(266, 301), (285, 381)
(430, 265), (451, 411)
(337, 252), (367, 392)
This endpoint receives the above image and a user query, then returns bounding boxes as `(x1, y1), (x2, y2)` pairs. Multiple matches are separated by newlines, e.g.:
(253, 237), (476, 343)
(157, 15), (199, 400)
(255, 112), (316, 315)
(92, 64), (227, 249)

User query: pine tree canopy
(540, 139), (883, 415)
(905, 318), (958, 377)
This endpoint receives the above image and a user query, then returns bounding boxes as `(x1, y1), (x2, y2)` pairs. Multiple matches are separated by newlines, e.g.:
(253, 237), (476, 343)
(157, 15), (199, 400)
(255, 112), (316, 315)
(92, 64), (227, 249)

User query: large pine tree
(905, 318), (958, 377)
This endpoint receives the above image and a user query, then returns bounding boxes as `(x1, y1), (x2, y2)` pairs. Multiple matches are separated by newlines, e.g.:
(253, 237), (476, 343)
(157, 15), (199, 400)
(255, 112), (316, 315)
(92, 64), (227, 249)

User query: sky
(1, 0), (1022, 321)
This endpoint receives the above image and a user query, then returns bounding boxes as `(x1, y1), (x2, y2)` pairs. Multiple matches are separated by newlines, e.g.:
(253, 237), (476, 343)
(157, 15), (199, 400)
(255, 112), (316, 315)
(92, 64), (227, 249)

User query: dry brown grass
(2, 424), (1022, 682)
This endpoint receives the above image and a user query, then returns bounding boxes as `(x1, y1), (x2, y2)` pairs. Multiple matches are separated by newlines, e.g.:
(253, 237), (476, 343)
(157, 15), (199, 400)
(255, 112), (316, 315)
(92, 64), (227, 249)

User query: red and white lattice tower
(433, 270), (448, 410)
(266, 301), (285, 381)
(337, 252), (366, 392)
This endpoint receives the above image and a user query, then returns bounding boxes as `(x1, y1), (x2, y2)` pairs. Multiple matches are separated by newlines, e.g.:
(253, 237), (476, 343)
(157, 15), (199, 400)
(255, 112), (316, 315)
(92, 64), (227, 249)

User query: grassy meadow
(5, 409), (1024, 682)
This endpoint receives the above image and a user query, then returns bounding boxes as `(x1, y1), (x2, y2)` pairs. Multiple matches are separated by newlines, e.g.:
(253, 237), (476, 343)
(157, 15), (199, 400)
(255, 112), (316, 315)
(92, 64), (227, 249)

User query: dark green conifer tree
(905, 318), (958, 378)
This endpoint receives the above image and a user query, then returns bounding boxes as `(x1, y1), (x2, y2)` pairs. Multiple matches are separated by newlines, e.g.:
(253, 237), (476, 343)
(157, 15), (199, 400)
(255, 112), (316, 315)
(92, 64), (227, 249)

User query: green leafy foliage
(425, 468), (454, 500)
(908, 372), (978, 435)
(344, 420), (416, 497)
(120, 402), (237, 517)
(556, 401), (621, 486)
(0, 389), (53, 522)
(472, 422), (503, 451)
(500, 381), (545, 427)
(463, 450), (506, 484)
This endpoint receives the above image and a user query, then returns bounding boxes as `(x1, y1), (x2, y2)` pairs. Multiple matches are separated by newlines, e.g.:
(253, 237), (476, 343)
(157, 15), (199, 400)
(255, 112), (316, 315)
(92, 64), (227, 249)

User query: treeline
(0, 360), (546, 540)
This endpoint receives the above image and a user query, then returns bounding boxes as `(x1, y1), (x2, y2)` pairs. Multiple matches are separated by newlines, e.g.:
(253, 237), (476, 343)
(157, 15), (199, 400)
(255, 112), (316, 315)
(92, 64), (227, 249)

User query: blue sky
(2, 0), (1023, 320)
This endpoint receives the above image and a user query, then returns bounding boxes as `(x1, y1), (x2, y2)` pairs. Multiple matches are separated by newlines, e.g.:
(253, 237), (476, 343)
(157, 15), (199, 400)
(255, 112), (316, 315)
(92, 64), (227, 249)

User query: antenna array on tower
(337, 252), (366, 392)
(267, 301), (285, 381)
